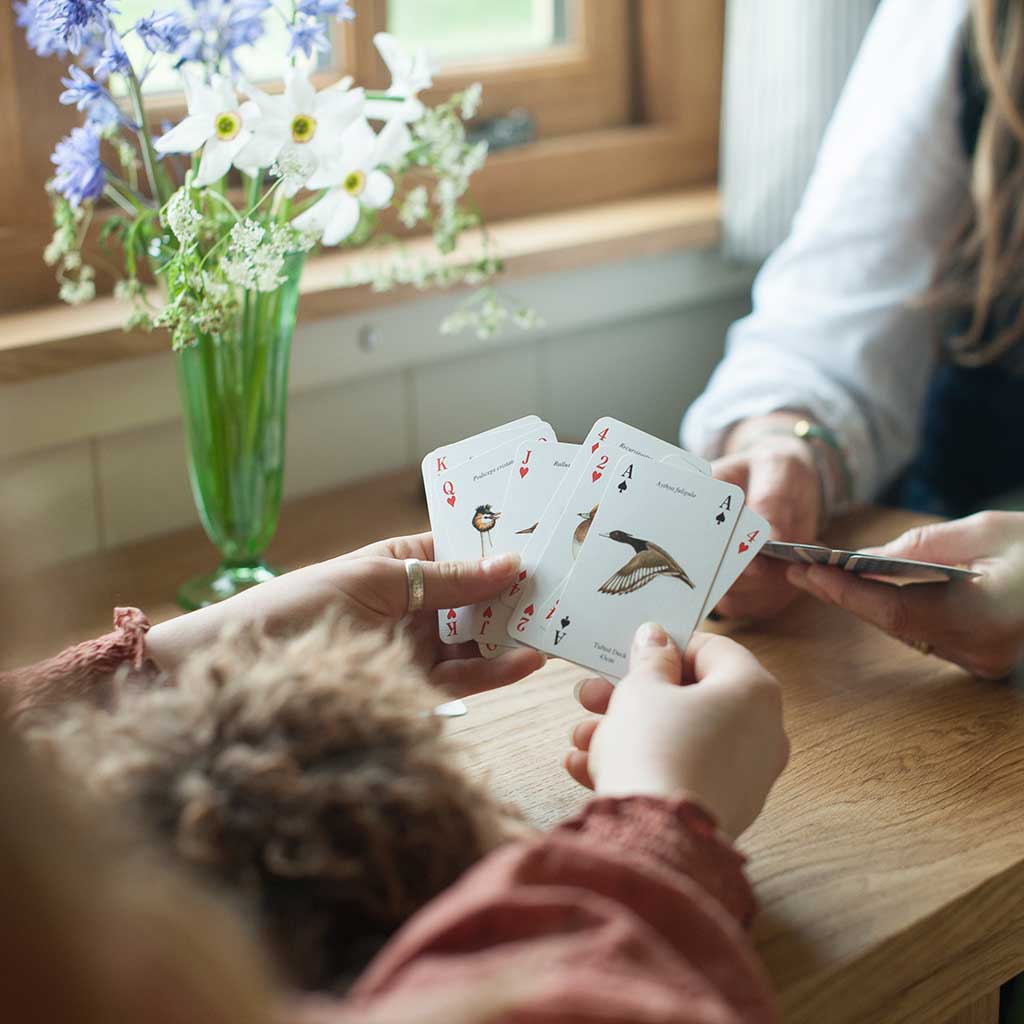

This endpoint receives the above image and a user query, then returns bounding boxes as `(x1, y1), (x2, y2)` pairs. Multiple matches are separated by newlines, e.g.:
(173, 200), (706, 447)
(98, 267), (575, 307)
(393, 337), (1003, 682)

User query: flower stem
(104, 183), (143, 216)
(124, 65), (170, 207)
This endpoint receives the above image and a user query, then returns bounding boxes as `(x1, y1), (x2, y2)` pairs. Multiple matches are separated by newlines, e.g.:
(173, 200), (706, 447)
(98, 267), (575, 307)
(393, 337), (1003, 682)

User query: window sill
(0, 186), (719, 386)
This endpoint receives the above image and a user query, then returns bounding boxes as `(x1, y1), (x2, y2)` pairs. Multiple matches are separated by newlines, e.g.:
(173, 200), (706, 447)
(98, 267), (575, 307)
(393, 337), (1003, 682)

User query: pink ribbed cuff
(1, 607), (155, 721)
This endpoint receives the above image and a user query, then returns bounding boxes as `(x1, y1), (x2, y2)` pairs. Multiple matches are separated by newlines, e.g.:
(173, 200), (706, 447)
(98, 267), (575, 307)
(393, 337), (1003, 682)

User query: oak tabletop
(4, 468), (1024, 1024)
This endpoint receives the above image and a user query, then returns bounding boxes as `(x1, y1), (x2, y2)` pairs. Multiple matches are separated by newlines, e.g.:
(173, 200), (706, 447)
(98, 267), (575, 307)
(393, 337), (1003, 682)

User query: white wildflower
(463, 140), (488, 178)
(229, 218), (265, 255)
(59, 265), (96, 305)
(270, 146), (318, 195)
(399, 185), (429, 229)
(166, 188), (202, 247)
(43, 239), (63, 266)
(460, 82), (482, 120)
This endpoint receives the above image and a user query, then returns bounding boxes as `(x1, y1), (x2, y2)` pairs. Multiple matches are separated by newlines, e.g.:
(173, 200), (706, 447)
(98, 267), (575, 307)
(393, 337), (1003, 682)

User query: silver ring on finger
(404, 558), (425, 613)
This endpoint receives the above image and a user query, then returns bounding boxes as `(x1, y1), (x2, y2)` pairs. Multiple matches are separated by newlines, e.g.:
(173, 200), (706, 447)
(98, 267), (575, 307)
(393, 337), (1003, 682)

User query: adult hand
(565, 626), (789, 839)
(711, 430), (822, 619)
(786, 511), (1024, 679)
(146, 532), (545, 697)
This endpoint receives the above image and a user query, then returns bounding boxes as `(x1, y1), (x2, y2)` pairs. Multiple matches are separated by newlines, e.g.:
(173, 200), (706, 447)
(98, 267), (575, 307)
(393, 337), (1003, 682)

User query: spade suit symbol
(715, 511), (726, 525)
(618, 480), (628, 493)
(560, 616), (570, 629)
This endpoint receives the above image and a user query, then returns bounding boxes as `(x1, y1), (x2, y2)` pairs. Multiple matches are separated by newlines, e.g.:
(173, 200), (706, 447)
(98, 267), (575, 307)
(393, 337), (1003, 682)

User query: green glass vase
(174, 253), (304, 610)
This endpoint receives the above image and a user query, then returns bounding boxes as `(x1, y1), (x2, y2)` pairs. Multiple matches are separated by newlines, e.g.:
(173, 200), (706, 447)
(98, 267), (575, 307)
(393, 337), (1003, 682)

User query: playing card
(430, 425), (555, 643)
(422, 415), (545, 552)
(759, 541), (979, 584)
(422, 416), (549, 645)
(509, 419), (709, 647)
(842, 552), (979, 583)
(477, 639), (521, 659)
(659, 453), (767, 617)
(471, 441), (579, 641)
(534, 457), (743, 678)
(759, 541), (842, 566)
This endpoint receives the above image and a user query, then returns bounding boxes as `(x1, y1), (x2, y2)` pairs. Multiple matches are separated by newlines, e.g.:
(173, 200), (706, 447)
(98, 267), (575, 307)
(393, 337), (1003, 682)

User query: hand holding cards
(422, 416), (770, 679)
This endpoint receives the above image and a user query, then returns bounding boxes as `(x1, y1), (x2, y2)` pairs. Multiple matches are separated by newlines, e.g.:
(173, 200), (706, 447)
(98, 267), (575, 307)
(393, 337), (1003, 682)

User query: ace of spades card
(537, 456), (743, 678)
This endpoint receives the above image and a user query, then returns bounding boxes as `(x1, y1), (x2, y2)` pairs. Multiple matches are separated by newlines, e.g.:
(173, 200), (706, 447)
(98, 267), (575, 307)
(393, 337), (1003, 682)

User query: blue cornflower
(135, 10), (190, 54)
(296, 0), (354, 20)
(288, 16), (329, 58)
(51, 127), (106, 207)
(60, 65), (120, 126)
(48, 0), (119, 54)
(14, 0), (68, 57)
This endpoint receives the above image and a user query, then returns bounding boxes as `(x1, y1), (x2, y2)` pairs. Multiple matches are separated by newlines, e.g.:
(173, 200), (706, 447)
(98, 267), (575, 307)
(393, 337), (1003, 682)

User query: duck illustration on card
(537, 456), (743, 678)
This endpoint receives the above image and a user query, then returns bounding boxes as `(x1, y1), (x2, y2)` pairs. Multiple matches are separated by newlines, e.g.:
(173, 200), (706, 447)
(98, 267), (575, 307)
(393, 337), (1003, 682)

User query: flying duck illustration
(572, 505), (599, 559)
(472, 504), (501, 557)
(598, 530), (695, 595)
(515, 522), (538, 535)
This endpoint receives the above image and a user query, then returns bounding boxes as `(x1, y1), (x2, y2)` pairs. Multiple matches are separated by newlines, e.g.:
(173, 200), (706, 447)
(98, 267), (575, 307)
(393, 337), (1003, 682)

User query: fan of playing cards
(423, 415), (765, 680)
(423, 415), (979, 681)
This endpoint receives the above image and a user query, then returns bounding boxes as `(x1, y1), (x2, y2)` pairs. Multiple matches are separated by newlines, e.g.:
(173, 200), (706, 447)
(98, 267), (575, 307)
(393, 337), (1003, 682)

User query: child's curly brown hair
(26, 616), (515, 992)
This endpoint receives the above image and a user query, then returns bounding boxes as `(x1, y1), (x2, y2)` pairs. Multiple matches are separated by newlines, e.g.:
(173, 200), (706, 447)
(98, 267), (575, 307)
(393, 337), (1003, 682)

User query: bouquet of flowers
(16, 0), (529, 340)
(16, 0), (532, 608)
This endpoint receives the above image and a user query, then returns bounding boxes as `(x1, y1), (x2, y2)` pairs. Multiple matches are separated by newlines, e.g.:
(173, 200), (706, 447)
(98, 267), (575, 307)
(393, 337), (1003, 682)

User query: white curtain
(720, 0), (881, 263)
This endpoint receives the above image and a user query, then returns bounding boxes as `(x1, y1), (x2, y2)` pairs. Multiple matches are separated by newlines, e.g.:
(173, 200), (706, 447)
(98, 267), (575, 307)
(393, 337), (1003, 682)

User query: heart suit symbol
(738, 541), (749, 553)
(519, 467), (529, 478)
(592, 471), (602, 483)
(446, 608), (457, 619)
(446, 495), (456, 507)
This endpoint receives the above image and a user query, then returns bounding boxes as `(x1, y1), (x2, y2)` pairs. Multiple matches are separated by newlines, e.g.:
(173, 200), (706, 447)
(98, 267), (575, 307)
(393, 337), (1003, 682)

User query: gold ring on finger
(404, 558), (425, 613)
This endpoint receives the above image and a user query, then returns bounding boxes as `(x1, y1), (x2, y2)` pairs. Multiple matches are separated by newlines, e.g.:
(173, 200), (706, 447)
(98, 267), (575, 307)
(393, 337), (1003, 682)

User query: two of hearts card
(421, 416), (979, 680)
(422, 415), (770, 679)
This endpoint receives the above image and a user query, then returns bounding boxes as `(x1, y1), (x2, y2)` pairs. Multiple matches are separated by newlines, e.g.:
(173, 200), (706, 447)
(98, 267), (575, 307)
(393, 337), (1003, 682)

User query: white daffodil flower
(365, 32), (436, 123)
(235, 70), (365, 197)
(154, 70), (256, 188)
(293, 117), (411, 245)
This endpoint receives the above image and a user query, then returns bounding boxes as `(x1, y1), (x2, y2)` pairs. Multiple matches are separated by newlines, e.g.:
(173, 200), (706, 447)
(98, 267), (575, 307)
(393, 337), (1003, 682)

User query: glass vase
(174, 253), (304, 610)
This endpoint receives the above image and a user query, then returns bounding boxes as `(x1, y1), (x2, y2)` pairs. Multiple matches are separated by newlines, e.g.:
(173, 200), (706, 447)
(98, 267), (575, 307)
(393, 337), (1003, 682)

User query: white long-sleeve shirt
(683, 0), (972, 503)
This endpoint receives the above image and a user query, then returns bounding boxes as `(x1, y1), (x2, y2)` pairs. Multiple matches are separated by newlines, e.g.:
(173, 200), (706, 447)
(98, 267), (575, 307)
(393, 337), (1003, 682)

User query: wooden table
(4, 468), (1024, 1024)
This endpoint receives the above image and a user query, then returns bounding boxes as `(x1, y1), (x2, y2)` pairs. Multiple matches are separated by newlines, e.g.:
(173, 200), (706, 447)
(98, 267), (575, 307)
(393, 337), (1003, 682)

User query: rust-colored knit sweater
(3, 617), (779, 1023)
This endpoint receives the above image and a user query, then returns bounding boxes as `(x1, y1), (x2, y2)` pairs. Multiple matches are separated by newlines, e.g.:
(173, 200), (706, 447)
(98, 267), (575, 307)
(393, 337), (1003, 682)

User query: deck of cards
(422, 415), (770, 680)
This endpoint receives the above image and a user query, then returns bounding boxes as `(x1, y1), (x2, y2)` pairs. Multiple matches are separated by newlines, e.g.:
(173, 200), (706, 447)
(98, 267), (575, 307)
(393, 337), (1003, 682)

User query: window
(0, 0), (724, 312)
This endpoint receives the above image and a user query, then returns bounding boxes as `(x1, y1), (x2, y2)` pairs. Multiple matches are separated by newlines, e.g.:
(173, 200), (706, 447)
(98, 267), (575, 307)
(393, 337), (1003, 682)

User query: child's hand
(566, 627), (789, 839)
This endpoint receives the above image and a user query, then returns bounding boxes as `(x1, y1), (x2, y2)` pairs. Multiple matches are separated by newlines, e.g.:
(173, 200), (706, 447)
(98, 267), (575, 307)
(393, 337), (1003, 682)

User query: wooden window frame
(0, 0), (723, 313)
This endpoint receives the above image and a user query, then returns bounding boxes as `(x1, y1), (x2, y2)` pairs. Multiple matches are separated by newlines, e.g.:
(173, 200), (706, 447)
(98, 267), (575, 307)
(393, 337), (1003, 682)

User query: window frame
(0, 0), (724, 312)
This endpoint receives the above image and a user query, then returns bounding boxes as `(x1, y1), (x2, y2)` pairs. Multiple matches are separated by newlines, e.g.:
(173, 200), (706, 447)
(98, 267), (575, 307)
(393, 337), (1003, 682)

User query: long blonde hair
(932, 0), (1024, 365)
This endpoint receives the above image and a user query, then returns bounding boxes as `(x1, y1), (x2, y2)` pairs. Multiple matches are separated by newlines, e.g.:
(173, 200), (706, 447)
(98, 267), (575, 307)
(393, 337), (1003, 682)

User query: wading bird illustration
(572, 505), (599, 559)
(472, 504), (501, 557)
(598, 530), (695, 595)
